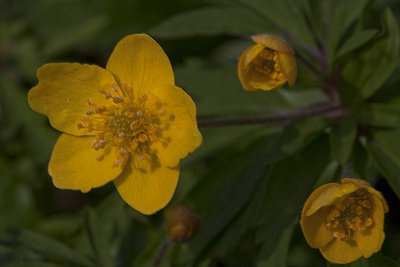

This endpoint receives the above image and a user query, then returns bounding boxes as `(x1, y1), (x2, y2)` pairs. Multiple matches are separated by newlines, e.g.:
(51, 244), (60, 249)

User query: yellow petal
(49, 134), (123, 193)
(238, 44), (265, 92)
(28, 63), (118, 136)
(251, 34), (294, 53)
(106, 34), (174, 98)
(306, 182), (360, 216)
(113, 156), (179, 215)
(342, 178), (389, 213)
(277, 52), (297, 86)
(355, 195), (385, 258)
(320, 239), (362, 264)
(302, 183), (336, 216)
(341, 178), (372, 187)
(301, 207), (334, 248)
(149, 84), (202, 167)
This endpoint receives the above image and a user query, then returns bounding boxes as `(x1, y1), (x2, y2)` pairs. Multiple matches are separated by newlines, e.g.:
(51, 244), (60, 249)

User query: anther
(105, 91), (112, 99)
(87, 98), (95, 105)
(113, 96), (124, 103)
(96, 154), (105, 161)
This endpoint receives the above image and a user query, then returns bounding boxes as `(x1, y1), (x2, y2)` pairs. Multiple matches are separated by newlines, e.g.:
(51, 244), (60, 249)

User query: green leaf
(257, 221), (296, 267)
(264, 117), (327, 164)
(327, 253), (400, 266)
(186, 133), (278, 264)
(342, 8), (400, 99)
(355, 103), (400, 129)
(326, 0), (369, 66)
(149, 6), (271, 38)
(237, 0), (316, 48)
(256, 135), (331, 258)
(369, 253), (400, 266)
(329, 117), (356, 165)
(327, 257), (368, 266)
(84, 208), (114, 267)
(368, 131), (400, 198)
(175, 59), (295, 117)
(0, 228), (92, 266)
(336, 29), (378, 58)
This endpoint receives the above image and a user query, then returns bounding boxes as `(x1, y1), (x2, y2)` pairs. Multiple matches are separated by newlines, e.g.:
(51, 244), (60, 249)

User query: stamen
(77, 86), (169, 165)
(325, 189), (374, 241)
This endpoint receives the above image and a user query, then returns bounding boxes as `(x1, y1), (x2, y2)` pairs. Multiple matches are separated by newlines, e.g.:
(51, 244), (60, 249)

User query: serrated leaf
(257, 220), (295, 267)
(337, 29), (378, 58)
(342, 9), (400, 99)
(238, 0), (316, 48)
(149, 6), (271, 38)
(329, 117), (356, 165)
(255, 135), (331, 258)
(327, 0), (369, 66)
(327, 257), (368, 266)
(175, 59), (294, 117)
(186, 133), (279, 264)
(0, 228), (92, 266)
(368, 132), (400, 199)
(84, 208), (113, 267)
(264, 116), (327, 164)
(355, 103), (400, 129)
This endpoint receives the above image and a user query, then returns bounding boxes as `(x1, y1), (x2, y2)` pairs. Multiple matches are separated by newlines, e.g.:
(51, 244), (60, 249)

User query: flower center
(325, 189), (374, 240)
(77, 83), (169, 166)
(251, 48), (285, 81)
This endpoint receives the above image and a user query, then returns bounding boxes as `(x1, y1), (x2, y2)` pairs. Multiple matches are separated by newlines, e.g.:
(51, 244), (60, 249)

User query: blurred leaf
(256, 135), (331, 258)
(368, 131), (400, 198)
(264, 117), (327, 164)
(149, 6), (271, 38)
(352, 139), (375, 180)
(327, 253), (400, 266)
(329, 117), (356, 165)
(327, 257), (368, 266)
(28, 0), (107, 57)
(257, 220), (295, 267)
(0, 228), (92, 266)
(0, 76), (58, 163)
(237, 0), (316, 48)
(369, 253), (400, 266)
(327, 0), (369, 66)
(84, 208), (113, 267)
(355, 103), (400, 129)
(186, 133), (278, 264)
(218, 173), (269, 256)
(342, 8), (400, 99)
(175, 59), (294, 117)
(336, 29), (378, 58)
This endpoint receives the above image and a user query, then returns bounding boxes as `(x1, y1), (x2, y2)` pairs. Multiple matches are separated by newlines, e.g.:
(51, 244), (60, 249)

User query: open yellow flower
(301, 178), (388, 264)
(28, 34), (202, 215)
(238, 34), (297, 92)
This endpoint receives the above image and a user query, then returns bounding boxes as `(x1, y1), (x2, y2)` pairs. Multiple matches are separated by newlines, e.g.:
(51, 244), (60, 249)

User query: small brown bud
(164, 206), (199, 243)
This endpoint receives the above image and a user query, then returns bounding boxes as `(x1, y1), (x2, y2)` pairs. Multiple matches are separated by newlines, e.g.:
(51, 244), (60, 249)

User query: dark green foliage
(1, 0), (400, 266)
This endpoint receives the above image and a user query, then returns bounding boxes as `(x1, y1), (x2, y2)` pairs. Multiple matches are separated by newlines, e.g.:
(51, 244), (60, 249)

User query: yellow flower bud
(165, 206), (199, 243)
(300, 178), (389, 264)
(238, 34), (297, 92)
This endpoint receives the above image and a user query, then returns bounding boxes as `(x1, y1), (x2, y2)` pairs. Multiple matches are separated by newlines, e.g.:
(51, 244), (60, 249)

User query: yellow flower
(301, 178), (388, 264)
(28, 34), (202, 215)
(238, 34), (297, 92)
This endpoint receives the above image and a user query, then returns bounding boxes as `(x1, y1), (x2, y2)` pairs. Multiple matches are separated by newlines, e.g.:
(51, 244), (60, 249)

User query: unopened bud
(164, 206), (199, 243)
